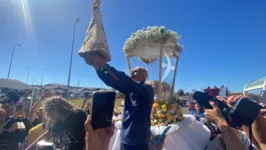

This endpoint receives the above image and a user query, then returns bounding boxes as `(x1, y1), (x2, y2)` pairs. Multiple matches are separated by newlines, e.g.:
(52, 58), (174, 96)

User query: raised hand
(84, 53), (107, 69)
(204, 101), (228, 128)
(85, 115), (114, 150)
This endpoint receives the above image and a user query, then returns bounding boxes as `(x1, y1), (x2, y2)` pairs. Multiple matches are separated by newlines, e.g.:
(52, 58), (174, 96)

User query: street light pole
(67, 18), (80, 98)
(26, 67), (30, 84)
(40, 69), (45, 87)
(7, 44), (21, 78)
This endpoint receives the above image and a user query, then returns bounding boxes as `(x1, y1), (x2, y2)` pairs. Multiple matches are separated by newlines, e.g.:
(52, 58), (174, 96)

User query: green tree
(177, 89), (184, 96)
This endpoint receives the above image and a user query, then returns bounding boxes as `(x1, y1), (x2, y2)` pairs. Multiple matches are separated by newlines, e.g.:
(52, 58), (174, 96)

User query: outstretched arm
(97, 64), (154, 99)
(96, 66), (127, 94)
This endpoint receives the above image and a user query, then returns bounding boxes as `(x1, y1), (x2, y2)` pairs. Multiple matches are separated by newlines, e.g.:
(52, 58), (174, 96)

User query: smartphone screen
(91, 90), (116, 130)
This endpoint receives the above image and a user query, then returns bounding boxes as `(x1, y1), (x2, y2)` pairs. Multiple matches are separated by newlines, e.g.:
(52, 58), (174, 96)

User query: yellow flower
(172, 118), (177, 123)
(162, 104), (167, 110)
(153, 103), (160, 109)
(167, 116), (173, 121)
(157, 114), (163, 119)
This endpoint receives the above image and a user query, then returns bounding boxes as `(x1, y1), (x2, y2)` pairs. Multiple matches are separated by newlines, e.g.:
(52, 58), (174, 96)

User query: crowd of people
(0, 54), (266, 150)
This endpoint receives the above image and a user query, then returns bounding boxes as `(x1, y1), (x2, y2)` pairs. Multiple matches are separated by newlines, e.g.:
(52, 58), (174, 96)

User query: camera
(193, 91), (261, 127)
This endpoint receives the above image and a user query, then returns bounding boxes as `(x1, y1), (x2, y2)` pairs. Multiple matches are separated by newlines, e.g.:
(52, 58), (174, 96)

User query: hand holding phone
(91, 90), (116, 130)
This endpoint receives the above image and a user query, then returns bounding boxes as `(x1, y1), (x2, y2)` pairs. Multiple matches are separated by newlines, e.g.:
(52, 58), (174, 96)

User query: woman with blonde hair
(26, 96), (87, 150)
(83, 100), (92, 115)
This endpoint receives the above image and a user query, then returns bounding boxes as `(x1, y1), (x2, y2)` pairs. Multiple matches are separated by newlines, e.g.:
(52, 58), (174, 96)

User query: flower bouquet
(123, 26), (183, 60)
(151, 99), (184, 126)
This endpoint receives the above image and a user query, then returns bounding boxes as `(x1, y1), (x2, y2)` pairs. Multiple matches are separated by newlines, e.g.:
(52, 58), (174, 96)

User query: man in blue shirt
(190, 103), (205, 121)
(85, 55), (154, 150)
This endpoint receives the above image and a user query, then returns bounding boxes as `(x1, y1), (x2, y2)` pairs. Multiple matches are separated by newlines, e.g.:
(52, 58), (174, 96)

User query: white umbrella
(0, 78), (30, 90)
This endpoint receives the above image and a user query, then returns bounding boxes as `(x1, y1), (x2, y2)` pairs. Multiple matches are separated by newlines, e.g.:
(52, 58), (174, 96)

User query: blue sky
(0, 0), (265, 92)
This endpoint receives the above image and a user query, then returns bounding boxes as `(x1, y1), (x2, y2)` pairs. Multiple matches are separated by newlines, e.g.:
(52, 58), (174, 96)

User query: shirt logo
(129, 93), (137, 106)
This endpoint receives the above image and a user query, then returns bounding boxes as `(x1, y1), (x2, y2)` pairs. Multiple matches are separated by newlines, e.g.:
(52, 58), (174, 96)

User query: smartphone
(91, 90), (116, 130)
(192, 91), (213, 109)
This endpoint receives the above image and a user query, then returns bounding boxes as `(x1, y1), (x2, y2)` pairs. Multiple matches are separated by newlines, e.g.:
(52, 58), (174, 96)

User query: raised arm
(96, 67), (127, 94)
(110, 66), (154, 100)
(97, 64), (154, 100)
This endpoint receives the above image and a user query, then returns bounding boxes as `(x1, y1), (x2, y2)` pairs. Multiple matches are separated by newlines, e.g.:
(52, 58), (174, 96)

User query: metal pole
(146, 63), (149, 81)
(32, 77), (34, 86)
(126, 55), (132, 72)
(40, 69), (44, 86)
(26, 67), (30, 84)
(158, 43), (163, 99)
(7, 45), (16, 78)
(170, 56), (179, 98)
(67, 18), (79, 98)
(29, 89), (35, 112)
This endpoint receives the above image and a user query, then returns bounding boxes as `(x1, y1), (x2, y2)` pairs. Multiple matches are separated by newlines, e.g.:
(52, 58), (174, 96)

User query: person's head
(36, 107), (44, 119)
(195, 103), (202, 112)
(0, 108), (6, 129)
(83, 101), (92, 115)
(130, 66), (148, 82)
(44, 96), (75, 121)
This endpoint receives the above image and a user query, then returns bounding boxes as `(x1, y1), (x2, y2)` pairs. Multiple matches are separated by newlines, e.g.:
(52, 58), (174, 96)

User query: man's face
(130, 68), (146, 82)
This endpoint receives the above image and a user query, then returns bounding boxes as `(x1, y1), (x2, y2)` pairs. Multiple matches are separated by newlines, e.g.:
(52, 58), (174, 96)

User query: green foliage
(170, 96), (182, 106)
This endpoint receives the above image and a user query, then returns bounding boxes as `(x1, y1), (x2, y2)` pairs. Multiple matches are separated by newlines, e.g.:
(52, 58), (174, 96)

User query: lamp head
(76, 18), (80, 23)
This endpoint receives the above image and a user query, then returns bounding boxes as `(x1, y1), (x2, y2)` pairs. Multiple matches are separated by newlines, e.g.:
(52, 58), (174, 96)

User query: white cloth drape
(109, 115), (211, 150)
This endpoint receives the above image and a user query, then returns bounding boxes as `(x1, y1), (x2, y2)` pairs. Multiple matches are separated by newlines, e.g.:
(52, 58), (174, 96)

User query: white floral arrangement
(123, 26), (183, 59)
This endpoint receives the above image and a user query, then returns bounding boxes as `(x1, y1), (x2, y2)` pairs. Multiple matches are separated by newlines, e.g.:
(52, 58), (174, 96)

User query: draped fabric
(78, 0), (111, 62)
(109, 115), (211, 150)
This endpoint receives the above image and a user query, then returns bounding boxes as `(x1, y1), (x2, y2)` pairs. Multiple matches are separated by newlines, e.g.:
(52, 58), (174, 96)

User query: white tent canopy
(243, 76), (266, 96)
(0, 78), (30, 90)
